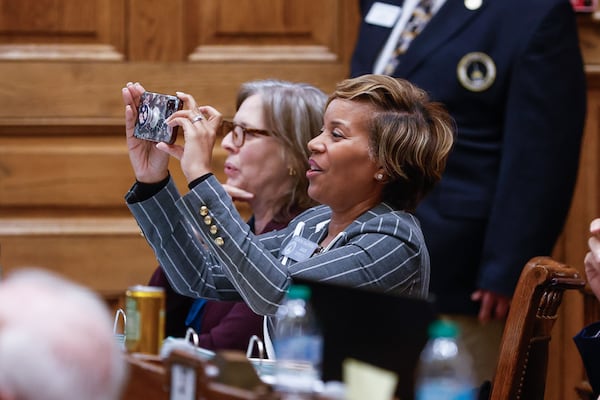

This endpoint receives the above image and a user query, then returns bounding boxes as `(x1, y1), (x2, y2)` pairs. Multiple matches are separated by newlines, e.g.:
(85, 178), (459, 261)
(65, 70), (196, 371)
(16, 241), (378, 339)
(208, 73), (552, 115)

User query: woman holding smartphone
(123, 80), (326, 351)
(123, 74), (454, 348)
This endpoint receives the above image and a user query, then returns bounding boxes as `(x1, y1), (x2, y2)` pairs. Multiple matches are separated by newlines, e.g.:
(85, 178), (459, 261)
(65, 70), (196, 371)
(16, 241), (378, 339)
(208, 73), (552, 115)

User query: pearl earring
(375, 173), (384, 181)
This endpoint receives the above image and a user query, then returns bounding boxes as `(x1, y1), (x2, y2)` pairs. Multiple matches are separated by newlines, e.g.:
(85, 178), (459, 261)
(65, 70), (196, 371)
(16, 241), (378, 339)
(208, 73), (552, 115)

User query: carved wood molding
(188, 45), (338, 62)
(0, 217), (141, 236)
(0, 119), (123, 134)
(0, 44), (124, 61)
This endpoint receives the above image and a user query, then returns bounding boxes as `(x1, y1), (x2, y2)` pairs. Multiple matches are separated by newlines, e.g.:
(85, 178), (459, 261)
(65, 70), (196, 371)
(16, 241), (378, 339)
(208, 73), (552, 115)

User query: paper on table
(343, 358), (398, 400)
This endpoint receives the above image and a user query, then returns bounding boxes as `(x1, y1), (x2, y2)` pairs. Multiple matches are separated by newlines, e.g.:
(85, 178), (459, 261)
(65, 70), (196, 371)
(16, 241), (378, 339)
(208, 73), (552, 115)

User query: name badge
(170, 364), (197, 400)
(365, 2), (402, 28)
(281, 236), (320, 263)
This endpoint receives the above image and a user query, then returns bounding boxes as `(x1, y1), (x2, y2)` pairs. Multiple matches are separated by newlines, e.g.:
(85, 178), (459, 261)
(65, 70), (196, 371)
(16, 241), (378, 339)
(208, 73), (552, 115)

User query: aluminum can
(125, 285), (165, 354)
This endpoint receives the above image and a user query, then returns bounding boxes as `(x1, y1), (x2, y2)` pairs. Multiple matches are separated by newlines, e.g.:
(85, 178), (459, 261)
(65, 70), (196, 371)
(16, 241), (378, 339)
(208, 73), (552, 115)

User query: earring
(375, 173), (384, 181)
(288, 167), (297, 176)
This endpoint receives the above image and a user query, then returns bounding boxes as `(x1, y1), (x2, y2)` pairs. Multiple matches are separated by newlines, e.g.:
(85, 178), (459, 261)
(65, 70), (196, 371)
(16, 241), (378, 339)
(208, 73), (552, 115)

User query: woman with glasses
(123, 74), (454, 352)
(125, 79), (326, 351)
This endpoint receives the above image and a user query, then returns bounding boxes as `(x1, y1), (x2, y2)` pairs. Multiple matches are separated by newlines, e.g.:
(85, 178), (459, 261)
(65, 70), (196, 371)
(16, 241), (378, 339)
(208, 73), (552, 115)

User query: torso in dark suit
(574, 321), (600, 397)
(351, 0), (586, 314)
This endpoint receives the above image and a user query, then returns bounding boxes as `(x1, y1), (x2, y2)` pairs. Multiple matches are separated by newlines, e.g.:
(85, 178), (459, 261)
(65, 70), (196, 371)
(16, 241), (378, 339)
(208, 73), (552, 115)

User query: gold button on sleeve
(210, 225), (218, 235)
(214, 237), (224, 246)
(199, 206), (209, 216)
(204, 215), (212, 225)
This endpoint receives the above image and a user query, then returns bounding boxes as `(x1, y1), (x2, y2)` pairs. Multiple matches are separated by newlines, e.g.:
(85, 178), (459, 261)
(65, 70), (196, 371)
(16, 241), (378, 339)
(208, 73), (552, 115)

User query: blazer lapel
(396, 0), (487, 77)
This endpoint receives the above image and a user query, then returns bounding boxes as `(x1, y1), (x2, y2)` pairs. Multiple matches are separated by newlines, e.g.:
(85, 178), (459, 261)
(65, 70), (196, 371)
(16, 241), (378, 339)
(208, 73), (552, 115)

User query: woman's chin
(307, 186), (322, 204)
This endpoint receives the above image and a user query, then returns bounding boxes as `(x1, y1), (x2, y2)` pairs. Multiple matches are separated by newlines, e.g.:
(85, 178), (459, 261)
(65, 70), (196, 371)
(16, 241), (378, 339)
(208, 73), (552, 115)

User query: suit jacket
(352, 0), (586, 314)
(146, 211), (301, 349)
(574, 321), (600, 397)
(127, 174), (429, 316)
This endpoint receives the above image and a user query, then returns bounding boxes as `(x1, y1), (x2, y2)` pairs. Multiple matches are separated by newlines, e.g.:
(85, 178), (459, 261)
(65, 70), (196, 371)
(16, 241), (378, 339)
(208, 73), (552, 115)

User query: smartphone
(133, 91), (183, 144)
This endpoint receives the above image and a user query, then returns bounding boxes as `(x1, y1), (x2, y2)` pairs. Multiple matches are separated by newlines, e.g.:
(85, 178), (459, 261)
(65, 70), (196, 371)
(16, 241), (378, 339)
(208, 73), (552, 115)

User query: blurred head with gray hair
(0, 268), (127, 400)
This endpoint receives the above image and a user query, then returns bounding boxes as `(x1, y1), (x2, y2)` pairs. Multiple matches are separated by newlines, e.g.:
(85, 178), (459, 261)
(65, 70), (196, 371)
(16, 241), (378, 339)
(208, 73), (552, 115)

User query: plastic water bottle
(415, 319), (476, 400)
(273, 284), (323, 398)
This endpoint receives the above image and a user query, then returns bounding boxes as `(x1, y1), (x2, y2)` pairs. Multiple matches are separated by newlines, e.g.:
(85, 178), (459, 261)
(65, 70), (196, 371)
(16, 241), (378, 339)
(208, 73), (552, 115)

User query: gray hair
(0, 268), (127, 400)
(236, 79), (327, 221)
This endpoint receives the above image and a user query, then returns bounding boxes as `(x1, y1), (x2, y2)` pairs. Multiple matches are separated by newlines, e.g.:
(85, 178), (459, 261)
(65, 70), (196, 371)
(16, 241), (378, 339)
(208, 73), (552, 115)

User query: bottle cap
(287, 284), (311, 300)
(428, 319), (459, 339)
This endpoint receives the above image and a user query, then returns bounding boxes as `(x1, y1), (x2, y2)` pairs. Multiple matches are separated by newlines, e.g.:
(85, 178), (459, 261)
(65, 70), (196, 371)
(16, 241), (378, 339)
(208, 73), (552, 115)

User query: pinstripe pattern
(128, 175), (430, 316)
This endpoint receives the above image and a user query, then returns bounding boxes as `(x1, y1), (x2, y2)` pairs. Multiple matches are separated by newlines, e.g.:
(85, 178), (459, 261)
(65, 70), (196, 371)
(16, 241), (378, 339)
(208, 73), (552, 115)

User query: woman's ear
(374, 167), (387, 182)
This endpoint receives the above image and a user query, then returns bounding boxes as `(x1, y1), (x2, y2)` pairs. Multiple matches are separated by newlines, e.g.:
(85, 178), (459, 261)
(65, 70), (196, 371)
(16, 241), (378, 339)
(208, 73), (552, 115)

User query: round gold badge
(456, 52), (496, 92)
(464, 0), (482, 11)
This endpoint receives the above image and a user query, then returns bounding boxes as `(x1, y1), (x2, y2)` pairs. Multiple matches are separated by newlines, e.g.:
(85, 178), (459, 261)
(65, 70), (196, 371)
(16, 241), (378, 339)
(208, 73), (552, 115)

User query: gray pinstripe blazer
(128, 175), (430, 316)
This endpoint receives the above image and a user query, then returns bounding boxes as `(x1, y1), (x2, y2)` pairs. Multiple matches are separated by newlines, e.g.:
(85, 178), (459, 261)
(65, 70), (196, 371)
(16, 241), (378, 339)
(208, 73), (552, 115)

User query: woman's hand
(122, 82), (170, 183)
(158, 92), (223, 183)
(471, 289), (511, 323)
(222, 184), (254, 202)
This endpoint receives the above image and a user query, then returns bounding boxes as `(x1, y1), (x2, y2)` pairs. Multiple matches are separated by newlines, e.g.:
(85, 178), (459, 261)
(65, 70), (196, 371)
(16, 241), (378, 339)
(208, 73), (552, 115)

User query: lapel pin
(457, 52), (496, 92)
(464, 0), (482, 11)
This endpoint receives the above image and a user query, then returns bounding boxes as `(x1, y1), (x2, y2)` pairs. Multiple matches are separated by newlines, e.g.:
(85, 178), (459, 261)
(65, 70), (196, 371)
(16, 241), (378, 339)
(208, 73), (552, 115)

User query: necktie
(382, 0), (434, 75)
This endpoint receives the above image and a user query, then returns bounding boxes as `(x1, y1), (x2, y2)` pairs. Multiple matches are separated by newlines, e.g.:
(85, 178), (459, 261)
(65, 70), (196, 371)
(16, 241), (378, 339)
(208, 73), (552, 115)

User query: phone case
(134, 91), (183, 144)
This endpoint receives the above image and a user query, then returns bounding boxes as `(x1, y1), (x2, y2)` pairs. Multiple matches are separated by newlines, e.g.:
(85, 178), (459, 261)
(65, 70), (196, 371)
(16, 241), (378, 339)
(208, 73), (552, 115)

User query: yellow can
(125, 285), (165, 354)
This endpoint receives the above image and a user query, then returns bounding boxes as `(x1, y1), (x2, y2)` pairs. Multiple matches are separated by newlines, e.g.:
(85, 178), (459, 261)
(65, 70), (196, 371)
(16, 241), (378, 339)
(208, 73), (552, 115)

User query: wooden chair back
(489, 256), (585, 400)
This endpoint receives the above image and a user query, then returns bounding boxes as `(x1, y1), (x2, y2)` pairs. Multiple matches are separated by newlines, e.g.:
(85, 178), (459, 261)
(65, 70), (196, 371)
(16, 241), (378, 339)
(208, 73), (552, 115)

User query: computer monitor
(292, 278), (437, 400)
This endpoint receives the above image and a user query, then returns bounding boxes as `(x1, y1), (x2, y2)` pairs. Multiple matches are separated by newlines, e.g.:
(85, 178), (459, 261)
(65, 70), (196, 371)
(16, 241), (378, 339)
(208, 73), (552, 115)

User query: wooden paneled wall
(0, 0), (359, 300)
(0, 2), (599, 399)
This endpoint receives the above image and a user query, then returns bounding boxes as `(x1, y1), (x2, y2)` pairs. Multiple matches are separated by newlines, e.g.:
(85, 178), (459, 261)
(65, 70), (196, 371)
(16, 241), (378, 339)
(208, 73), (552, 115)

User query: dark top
(351, 0), (586, 314)
(574, 321), (600, 397)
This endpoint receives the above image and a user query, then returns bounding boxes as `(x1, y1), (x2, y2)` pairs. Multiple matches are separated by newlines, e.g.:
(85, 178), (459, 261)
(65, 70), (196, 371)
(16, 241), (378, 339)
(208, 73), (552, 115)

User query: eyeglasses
(221, 120), (271, 147)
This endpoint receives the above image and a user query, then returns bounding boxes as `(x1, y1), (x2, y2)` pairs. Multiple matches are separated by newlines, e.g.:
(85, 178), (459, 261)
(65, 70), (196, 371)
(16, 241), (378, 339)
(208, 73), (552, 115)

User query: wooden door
(0, 0), (360, 302)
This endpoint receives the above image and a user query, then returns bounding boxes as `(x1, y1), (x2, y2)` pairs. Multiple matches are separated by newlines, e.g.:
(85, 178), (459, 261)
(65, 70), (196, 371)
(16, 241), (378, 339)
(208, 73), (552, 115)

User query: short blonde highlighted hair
(328, 74), (454, 211)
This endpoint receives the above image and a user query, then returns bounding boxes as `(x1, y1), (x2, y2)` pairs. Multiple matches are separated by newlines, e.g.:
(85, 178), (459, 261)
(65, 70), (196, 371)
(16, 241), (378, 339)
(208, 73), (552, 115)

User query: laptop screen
(292, 278), (437, 400)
